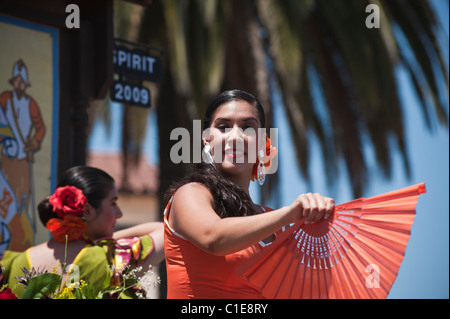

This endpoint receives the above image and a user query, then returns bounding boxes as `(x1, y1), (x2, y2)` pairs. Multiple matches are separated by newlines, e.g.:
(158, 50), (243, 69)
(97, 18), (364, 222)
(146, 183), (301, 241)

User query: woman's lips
(224, 148), (245, 159)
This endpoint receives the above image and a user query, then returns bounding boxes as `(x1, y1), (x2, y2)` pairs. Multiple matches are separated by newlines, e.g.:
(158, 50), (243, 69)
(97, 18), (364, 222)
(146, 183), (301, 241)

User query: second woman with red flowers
(0, 166), (164, 298)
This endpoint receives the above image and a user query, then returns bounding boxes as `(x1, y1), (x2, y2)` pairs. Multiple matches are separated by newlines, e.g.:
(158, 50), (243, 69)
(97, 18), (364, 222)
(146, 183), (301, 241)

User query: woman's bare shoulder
(175, 182), (213, 200)
(171, 183), (215, 218)
(28, 240), (88, 272)
(28, 241), (52, 255)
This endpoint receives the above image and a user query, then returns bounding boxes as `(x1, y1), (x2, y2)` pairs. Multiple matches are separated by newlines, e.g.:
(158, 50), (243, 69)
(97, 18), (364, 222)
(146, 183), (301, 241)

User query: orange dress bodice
(164, 195), (274, 299)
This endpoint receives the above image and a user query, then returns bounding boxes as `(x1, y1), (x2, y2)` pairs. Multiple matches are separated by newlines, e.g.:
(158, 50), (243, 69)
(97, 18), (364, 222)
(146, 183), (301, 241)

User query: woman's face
(205, 100), (264, 178)
(86, 184), (122, 239)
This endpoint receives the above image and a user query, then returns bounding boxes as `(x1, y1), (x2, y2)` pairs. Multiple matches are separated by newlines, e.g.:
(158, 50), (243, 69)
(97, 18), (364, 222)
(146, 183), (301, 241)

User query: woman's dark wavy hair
(164, 89), (265, 218)
(38, 166), (115, 226)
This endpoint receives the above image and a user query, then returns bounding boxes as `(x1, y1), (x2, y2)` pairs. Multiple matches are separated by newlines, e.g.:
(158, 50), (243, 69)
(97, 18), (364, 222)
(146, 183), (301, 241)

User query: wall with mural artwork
(0, 14), (59, 255)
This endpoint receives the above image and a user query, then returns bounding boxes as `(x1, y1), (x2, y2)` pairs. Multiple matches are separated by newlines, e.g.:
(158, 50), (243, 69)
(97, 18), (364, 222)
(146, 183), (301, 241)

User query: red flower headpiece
(49, 186), (87, 218)
(46, 186), (88, 243)
(46, 215), (87, 243)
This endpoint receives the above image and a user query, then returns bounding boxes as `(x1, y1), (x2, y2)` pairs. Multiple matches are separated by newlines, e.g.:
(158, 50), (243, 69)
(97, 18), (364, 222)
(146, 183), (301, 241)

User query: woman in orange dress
(164, 90), (335, 298)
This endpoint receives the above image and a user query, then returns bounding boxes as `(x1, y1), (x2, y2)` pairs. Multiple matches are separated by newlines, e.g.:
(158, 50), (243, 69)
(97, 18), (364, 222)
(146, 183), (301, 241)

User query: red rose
(0, 288), (18, 299)
(49, 186), (87, 217)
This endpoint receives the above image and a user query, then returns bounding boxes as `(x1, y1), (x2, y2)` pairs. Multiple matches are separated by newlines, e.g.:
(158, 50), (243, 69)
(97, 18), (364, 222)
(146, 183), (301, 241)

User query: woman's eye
(242, 126), (257, 135)
(217, 125), (229, 131)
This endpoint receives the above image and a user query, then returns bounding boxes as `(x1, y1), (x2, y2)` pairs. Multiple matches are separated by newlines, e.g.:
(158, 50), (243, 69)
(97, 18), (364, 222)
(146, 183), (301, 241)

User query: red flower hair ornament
(49, 186), (87, 218)
(46, 186), (88, 243)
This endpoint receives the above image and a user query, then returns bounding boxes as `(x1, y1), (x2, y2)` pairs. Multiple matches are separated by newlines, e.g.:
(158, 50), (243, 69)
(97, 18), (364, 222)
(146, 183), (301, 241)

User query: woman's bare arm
(113, 222), (163, 239)
(169, 183), (334, 256)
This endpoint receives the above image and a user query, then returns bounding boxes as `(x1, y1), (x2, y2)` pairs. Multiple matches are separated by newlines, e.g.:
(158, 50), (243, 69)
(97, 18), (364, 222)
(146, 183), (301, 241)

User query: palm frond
(306, 10), (368, 197)
(110, 0), (450, 201)
(382, 0), (448, 126)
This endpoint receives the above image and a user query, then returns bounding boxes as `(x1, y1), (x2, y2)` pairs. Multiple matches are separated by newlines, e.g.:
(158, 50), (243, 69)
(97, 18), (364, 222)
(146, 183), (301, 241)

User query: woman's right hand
(289, 193), (335, 224)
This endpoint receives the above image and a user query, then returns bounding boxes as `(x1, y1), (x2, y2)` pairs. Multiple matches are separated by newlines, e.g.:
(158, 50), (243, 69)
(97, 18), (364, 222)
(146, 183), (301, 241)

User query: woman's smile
(224, 148), (245, 160)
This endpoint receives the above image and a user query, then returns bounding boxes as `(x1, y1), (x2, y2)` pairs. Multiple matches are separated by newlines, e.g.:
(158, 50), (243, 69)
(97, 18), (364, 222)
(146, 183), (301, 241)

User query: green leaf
(22, 273), (61, 299)
(80, 282), (103, 299)
(102, 267), (112, 290)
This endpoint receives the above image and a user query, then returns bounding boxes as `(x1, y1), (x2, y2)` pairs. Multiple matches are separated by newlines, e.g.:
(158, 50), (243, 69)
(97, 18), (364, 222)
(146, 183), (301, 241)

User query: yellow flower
(53, 280), (87, 299)
(52, 264), (62, 274)
(54, 287), (76, 299)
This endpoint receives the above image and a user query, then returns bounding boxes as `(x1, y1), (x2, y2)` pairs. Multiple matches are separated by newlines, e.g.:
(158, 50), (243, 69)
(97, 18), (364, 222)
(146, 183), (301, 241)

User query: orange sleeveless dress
(164, 194), (275, 299)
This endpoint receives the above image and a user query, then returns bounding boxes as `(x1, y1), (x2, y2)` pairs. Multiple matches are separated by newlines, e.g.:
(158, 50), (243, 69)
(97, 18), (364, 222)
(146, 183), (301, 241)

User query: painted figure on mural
(0, 59), (46, 253)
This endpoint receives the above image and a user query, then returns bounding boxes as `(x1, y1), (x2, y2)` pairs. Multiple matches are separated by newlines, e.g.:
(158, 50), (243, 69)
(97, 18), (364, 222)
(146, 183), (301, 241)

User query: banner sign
(110, 39), (163, 108)
(113, 45), (162, 82)
(110, 80), (150, 107)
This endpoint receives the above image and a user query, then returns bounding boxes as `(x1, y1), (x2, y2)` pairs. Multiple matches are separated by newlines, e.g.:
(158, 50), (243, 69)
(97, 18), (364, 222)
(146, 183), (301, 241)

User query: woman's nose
(115, 207), (123, 219)
(228, 125), (245, 143)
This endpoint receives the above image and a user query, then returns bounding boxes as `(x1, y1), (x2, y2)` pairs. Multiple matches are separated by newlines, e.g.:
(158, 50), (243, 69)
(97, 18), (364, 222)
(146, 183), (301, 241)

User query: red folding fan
(236, 183), (426, 299)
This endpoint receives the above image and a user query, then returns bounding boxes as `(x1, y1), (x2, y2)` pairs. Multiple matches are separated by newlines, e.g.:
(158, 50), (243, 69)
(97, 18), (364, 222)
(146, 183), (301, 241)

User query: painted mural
(0, 14), (59, 254)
